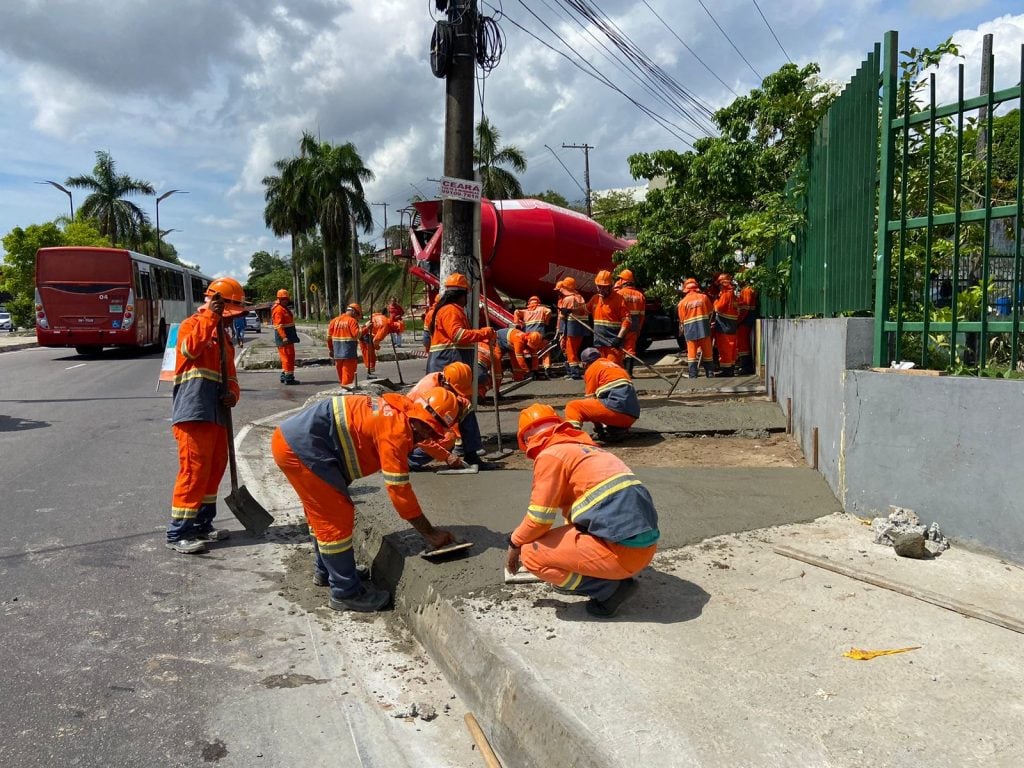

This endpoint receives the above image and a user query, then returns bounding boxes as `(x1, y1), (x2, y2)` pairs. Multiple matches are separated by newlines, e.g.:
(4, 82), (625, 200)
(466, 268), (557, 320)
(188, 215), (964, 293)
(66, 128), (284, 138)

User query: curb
(0, 341), (38, 354)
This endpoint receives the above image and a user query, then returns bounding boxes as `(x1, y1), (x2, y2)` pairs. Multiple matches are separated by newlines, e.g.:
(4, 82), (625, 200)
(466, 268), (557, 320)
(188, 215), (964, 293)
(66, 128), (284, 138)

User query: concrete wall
(765, 318), (1024, 563)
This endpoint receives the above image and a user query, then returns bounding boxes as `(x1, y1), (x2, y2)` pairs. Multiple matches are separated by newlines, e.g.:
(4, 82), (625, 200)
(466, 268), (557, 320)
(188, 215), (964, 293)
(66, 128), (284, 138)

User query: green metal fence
(762, 46), (879, 317)
(874, 31), (1024, 372)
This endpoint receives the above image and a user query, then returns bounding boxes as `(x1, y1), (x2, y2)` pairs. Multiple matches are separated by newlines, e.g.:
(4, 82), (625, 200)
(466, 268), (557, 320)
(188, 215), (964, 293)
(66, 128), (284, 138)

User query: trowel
(436, 464), (480, 475)
(503, 565), (542, 584)
(419, 540), (473, 560)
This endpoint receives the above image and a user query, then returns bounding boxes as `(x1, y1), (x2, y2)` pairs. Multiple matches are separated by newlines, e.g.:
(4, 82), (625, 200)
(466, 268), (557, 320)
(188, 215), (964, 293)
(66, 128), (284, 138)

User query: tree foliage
(244, 250), (292, 302)
(621, 63), (836, 290)
(590, 189), (640, 237)
(526, 189), (571, 208)
(474, 117), (527, 199)
(1, 219), (108, 326)
(65, 151), (155, 247)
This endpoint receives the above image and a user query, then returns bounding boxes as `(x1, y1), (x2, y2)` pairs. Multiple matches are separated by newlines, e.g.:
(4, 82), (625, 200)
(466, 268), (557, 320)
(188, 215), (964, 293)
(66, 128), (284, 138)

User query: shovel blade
(225, 485), (274, 535)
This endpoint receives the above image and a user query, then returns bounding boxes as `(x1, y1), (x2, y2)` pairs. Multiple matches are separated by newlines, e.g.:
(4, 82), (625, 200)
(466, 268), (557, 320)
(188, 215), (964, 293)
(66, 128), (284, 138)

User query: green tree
(136, 223), (182, 263)
(245, 250), (292, 302)
(65, 151), (155, 247)
(591, 189), (640, 237)
(1, 219), (108, 326)
(625, 63), (836, 288)
(527, 189), (570, 208)
(298, 133), (374, 308)
(474, 117), (527, 199)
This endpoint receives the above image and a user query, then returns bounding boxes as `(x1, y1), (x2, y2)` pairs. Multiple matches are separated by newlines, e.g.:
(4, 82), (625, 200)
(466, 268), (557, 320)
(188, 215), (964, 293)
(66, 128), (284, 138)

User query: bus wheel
(157, 321), (167, 349)
(75, 346), (101, 356)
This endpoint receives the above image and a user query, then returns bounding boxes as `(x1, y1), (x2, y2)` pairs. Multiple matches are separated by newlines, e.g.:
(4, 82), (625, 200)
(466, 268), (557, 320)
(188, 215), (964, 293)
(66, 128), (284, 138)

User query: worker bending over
(272, 388), (461, 612)
(272, 289), (300, 385)
(327, 303), (362, 388)
(556, 277), (588, 379)
(166, 277), (247, 554)
(496, 327), (545, 381)
(406, 362), (476, 470)
(564, 348), (640, 441)
(678, 279), (714, 379)
(360, 308), (392, 378)
(586, 270), (630, 364)
(515, 296), (554, 378)
(507, 404), (660, 617)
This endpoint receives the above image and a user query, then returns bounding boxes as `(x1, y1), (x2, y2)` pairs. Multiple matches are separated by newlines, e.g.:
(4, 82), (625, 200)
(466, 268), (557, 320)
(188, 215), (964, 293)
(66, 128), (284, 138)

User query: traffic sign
(309, 284), (319, 294)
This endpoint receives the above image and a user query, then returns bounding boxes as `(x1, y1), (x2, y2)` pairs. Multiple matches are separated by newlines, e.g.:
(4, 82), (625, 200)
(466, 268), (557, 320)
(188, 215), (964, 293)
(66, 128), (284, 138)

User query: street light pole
(155, 190), (188, 260)
(35, 180), (74, 220)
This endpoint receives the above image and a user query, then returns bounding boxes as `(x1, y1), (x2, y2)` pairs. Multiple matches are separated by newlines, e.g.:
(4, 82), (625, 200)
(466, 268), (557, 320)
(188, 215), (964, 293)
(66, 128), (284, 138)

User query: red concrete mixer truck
(407, 198), (676, 349)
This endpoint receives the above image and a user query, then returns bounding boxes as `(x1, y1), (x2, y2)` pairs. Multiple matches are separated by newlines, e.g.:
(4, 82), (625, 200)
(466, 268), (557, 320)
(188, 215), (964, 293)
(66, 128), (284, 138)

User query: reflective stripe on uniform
(330, 397), (362, 482)
(526, 504), (559, 525)
(317, 535), (353, 555)
(171, 506), (199, 520)
(173, 367), (221, 386)
(570, 473), (643, 521)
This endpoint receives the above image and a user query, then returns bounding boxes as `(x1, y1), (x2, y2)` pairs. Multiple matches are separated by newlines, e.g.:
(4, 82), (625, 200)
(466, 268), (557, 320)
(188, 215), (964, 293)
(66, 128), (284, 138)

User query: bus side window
(191, 276), (205, 304)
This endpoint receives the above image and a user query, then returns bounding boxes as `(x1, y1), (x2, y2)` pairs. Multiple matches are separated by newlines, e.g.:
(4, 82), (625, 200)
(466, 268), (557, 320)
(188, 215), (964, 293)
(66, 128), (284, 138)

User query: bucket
(994, 296), (1011, 316)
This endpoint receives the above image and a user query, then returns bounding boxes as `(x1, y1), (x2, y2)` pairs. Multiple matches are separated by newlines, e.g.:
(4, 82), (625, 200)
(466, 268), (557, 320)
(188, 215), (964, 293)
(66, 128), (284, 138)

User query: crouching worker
(406, 362), (475, 471)
(271, 388), (461, 612)
(564, 348), (640, 442)
(506, 404), (660, 617)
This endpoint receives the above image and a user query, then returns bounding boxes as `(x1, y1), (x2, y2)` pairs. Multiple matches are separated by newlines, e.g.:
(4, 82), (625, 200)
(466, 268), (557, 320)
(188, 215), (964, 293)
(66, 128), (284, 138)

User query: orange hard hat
(346, 303), (362, 316)
(594, 270), (613, 287)
(441, 362), (473, 399)
(717, 273), (733, 286)
(517, 403), (563, 455)
(444, 273), (470, 291)
(560, 276), (577, 291)
(205, 277), (248, 317)
(528, 295), (540, 305)
(408, 387), (460, 437)
(525, 331), (544, 351)
(616, 268), (634, 282)
(276, 289), (291, 299)
(683, 278), (699, 293)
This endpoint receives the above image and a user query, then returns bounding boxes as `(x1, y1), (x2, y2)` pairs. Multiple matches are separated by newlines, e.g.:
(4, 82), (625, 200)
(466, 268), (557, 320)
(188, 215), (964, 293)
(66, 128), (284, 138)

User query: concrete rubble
(871, 505), (950, 556)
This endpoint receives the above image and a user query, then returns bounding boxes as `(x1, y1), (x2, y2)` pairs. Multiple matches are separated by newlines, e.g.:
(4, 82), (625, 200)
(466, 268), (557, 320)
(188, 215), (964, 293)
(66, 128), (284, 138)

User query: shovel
(219, 325), (274, 535)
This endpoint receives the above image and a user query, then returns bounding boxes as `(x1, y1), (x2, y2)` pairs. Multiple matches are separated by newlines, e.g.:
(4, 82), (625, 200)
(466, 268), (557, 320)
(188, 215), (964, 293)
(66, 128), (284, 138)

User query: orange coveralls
(713, 287), (739, 369)
(736, 285), (758, 372)
(557, 290), (588, 371)
(515, 300), (554, 370)
(427, 303), (492, 373)
(271, 301), (298, 378)
(271, 393), (425, 600)
(476, 341), (502, 399)
(511, 424), (659, 599)
(360, 312), (392, 373)
(678, 291), (714, 365)
(327, 313), (360, 385)
(616, 283), (646, 359)
(587, 291), (630, 364)
(168, 307), (240, 542)
(497, 328), (539, 380)
(564, 359), (640, 431)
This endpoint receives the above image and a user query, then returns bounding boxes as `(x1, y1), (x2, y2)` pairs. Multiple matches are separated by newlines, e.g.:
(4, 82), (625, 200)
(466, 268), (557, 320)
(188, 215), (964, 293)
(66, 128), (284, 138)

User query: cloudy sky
(1, 0), (1022, 280)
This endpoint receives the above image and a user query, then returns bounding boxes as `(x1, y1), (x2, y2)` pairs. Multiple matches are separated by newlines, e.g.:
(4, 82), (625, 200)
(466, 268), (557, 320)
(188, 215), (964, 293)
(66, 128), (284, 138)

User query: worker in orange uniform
(427, 273), (496, 468)
(678, 278), (715, 379)
(360, 307), (392, 378)
(327, 303), (362, 388)
(166, 277), (247, 554)
(272, 387), (461, 611)
(515, 296), (554, 378)
(614, 268), (646, 375)
(735, 275), (759, 376)
(406, 362), (475, 470)
(564, 348), (640, 441)
(712, 274), (739, 377)
(496, 327), (545, 381)
(272, 288), (300, 385)
(556, 277), (588, 379)
(586, 270), (630, 364)
(421, 294), (440, 353)
(476, 340), (503, 400)
(387, 295), (405, 347)
(506, 404), (660, 618)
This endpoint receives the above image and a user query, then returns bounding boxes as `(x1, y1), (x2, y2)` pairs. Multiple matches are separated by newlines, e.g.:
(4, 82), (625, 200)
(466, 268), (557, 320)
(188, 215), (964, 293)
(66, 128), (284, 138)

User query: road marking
(65, 363), (87, 370)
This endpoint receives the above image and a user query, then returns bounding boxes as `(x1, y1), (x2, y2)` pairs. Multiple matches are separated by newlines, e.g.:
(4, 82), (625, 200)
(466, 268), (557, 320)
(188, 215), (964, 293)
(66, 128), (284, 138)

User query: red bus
(34, 246), (211, 354)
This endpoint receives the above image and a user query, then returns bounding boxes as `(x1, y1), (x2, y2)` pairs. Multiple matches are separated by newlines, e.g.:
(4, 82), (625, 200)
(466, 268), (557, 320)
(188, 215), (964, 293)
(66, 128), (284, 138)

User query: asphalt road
(0, 345), (472, 767)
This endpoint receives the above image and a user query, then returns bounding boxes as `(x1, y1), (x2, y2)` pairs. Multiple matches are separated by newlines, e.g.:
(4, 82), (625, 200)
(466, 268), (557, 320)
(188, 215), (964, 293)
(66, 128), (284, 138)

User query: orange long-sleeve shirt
(678, 291), (713, 341)
(271, 301), (297, 346)
(586, 291), (630, 346)
(327, 313), (361, 359)
(714, 289), (739, 334)
(172, 307), (240, 425)
(278, 393), (426, 520)
(616, 284), (646, 333)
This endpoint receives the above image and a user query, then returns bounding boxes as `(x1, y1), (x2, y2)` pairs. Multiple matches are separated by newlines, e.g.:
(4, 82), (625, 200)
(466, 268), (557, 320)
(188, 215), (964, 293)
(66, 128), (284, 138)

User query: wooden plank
(773, 544), (1024, 636)
(868, 367), (946, 376)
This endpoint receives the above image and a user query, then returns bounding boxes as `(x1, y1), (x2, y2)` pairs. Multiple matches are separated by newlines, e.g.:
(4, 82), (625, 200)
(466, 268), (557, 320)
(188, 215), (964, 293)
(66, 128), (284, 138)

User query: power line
(696, 0), (762, 81)
(751, 0), (792, 63)
(640, 0), (739, 97)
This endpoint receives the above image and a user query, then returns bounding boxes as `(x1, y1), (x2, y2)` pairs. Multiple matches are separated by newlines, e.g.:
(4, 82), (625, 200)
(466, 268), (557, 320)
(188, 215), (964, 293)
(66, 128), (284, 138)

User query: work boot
(314, 564), (370, 586)
(284, 373), (300, 385)
(603, 426), (630, 443)
(165, 539), (208, 555)
(463, 451), (499, 471)
(687, 362), (698, 379)
(703, 363), (715, 379)
(533, 369), (548, 381)
(624, 358), (635, 376)
(585, 577), (638, 618)
(280, 372), (287, 383)
(592, 424), (608, 442)
(195, 528), (230, 542)
(366, 369), (377, 378)
(329, 583), (391, 613)
(715, 367), (734, 378)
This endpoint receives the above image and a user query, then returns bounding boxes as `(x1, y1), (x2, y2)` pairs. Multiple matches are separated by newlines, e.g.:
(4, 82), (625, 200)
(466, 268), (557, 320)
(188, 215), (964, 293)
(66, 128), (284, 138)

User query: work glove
(444, 453), (465, 469)
(221, 391), (238, 408)
(484, 327), (497, 342)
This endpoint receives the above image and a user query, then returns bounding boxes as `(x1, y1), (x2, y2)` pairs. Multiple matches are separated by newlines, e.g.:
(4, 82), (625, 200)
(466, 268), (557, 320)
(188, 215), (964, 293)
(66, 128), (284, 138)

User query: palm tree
(474, 117), (527, 199)
(66, 151), (155, 246)
(298, 133), (374, 306)
(263, 157), (315, 316)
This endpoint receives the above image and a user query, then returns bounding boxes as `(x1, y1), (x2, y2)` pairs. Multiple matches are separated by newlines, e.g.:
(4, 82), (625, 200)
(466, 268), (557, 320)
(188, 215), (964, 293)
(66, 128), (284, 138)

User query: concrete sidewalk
(236, 386), (1024, 768)
(0, 333), (37, 353)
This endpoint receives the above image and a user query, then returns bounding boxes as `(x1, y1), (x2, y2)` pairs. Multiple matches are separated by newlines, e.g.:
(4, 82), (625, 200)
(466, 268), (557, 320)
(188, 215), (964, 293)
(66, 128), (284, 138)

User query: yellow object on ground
(844, 646), (921, 660)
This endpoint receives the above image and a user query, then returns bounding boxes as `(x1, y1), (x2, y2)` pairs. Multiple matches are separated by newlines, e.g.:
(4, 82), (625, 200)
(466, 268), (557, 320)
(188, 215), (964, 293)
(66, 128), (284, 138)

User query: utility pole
(562, 142), (593, 217)
(351, 214), (361, 305)
(440, 0), (478, 282)
(372, 202), (389, 255)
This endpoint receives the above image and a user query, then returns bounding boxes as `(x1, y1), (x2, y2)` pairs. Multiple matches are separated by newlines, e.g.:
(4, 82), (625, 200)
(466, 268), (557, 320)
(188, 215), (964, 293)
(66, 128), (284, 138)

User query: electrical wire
(640, 0), (739, 97)
(696, 0), (762, 81)
(751, 0), (792, 64)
